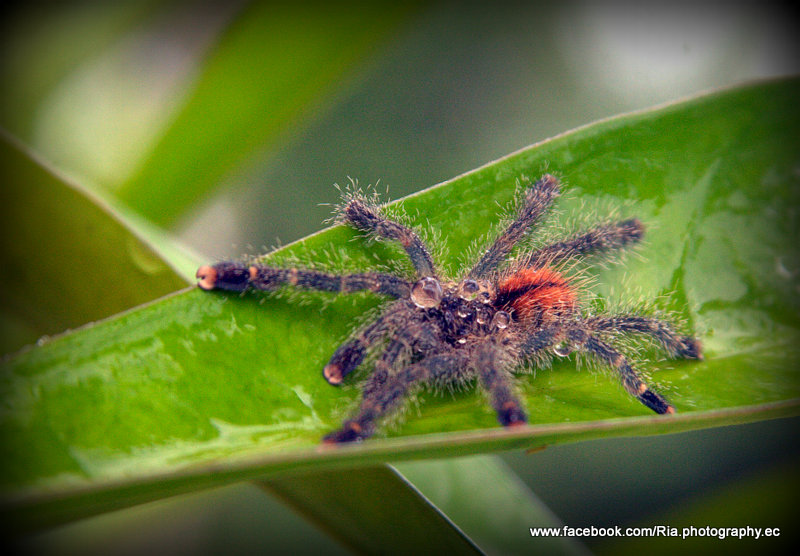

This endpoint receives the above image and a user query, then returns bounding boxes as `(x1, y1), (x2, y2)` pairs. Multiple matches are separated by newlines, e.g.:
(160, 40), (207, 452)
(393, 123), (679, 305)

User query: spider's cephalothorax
(196, 175), (702, 443)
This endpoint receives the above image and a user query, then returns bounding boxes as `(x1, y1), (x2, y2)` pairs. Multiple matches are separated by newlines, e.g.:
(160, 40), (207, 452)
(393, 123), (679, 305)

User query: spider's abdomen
(495, 267), (577, 326)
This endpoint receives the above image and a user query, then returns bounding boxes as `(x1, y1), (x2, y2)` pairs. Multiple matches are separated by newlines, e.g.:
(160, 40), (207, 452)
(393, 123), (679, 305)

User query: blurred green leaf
(0, 1), (160, 140)
(262, 455), (588, 555)
(2, 78), (799, 531)
(595, 457), (797, 555)
(117, 1), (418, 225)
(396, 455), (590, 555)
(0, 132), (187, 354)
(260, 465), (480, 554)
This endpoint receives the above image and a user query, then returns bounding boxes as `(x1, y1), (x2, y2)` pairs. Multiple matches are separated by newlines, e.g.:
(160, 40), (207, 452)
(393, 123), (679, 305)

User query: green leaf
(395, 455), (589, 555)
(0, 1), (160, 141)
(2, 78), (799, 530)
(0, 132), (187, 354)
(595, 457), (797, 555)
(258, 454), (588, 555)
(117, 2), (418, 226)
(259, 466), (481, 554)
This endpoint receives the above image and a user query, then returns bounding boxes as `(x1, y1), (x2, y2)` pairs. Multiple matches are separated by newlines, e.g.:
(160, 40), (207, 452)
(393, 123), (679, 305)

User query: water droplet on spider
(457, 279), (480, 300)
(457, 305), (472, 319)
(457, 337), (467, 344)
(492, 310), (510, 329)
(411, 277), (443, 308)
(553, 342), (573, 357)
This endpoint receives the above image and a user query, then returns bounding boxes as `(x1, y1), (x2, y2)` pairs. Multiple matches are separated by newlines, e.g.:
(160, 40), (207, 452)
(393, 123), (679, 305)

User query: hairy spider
(196, 175), (702, 443)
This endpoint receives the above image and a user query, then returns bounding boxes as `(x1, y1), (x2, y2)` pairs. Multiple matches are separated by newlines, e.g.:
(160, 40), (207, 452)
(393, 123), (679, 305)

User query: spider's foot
(323, 363), (344, 385)
(677, 336), (703, 360)
(322, 420), (371, 444)
(498, 401), (528, 428)
(196, 265), (218, 290)
(638, 385), (676, 415)
(196, 262), (251, 292)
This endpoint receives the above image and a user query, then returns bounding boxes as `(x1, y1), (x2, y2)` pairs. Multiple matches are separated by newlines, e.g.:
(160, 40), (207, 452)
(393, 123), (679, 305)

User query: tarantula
(196, 175), (702, 443)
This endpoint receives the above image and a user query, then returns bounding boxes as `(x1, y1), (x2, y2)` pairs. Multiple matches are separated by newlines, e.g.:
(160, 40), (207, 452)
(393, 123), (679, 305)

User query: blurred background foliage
(1, 0), (798, 554)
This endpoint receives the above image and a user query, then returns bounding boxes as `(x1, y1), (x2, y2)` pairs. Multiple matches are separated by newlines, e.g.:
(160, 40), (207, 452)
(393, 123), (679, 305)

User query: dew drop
(553, 342), (573, 357)
(492, 310), (510, 329)
(457, 337), (467, 344)
(457, 279), (480, 300)
(411, 277), (443, 308)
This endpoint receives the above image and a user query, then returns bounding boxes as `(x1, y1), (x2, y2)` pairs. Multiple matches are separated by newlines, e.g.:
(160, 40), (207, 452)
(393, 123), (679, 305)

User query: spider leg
(519, 325), (562, 358)
(323, 350), (469, 443)
(578, 331), (675, 414)
(525, 219), (644, 268)
(586, 315), (702, 360)
(323, 301), (416, 385)
(341, 197), (436, 278)
(196, 262), (411, 298)
(360, 337), (411, 399)
(357, 308), (445, 398)
(473, 340), (528, 427)
(470, 174), (560, 278)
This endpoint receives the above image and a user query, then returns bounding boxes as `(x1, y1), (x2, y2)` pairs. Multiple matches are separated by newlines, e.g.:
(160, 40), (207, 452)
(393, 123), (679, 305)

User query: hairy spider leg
(342, 197), (437, 278)
(326, 310), (449, 442)
(573, 330), (675, 414)
(469, 174), (560, 278)
(323, 351), (470, 443)
(361, 332), (420, 399)
(333, 305), (445, 409)
(324, 301), (416, 385)
(519, 325), (564, 358)
(473, 340), (528, 426)
(196, 262), (412, 298)
(525, 219), (645, 268)
(586, 315), (702, 360)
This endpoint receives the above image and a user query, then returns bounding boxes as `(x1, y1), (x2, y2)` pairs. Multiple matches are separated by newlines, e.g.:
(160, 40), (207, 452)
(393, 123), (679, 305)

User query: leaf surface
(0, 134), (187, 354)
(259, 466), (481, 555)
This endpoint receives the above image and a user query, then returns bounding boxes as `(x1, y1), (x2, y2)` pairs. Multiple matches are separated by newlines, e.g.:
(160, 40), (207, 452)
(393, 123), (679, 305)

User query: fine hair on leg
(470, 174), (561, 278)
(580, 332), (675, 414)
(323, 301), (416, 385)
(525, 219), (645, 268)
(197, 261), (411, 298)
(341, 197), (437, 278)
(473, 340), (527, 426)
(585, 315), (702, 359)
(323, 351), (469, 443)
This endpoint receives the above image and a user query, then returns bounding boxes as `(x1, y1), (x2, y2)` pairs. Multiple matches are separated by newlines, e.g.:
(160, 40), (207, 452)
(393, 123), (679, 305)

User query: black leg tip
(322, 421), (370, 444)
(498, 402), (528, 427)
(198, 262), (251, 292)
(639, 389), (674, 414)
(678, 336), (703, 360)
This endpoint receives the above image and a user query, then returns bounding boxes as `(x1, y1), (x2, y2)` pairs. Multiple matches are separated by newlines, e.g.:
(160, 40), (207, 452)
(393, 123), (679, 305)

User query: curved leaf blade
(260, 466), (481, 555)
(1, 78), (799, 529)
(117, 2), (417, 225)
(0, 132), (187, 354)
(395, 455), (590, 555)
